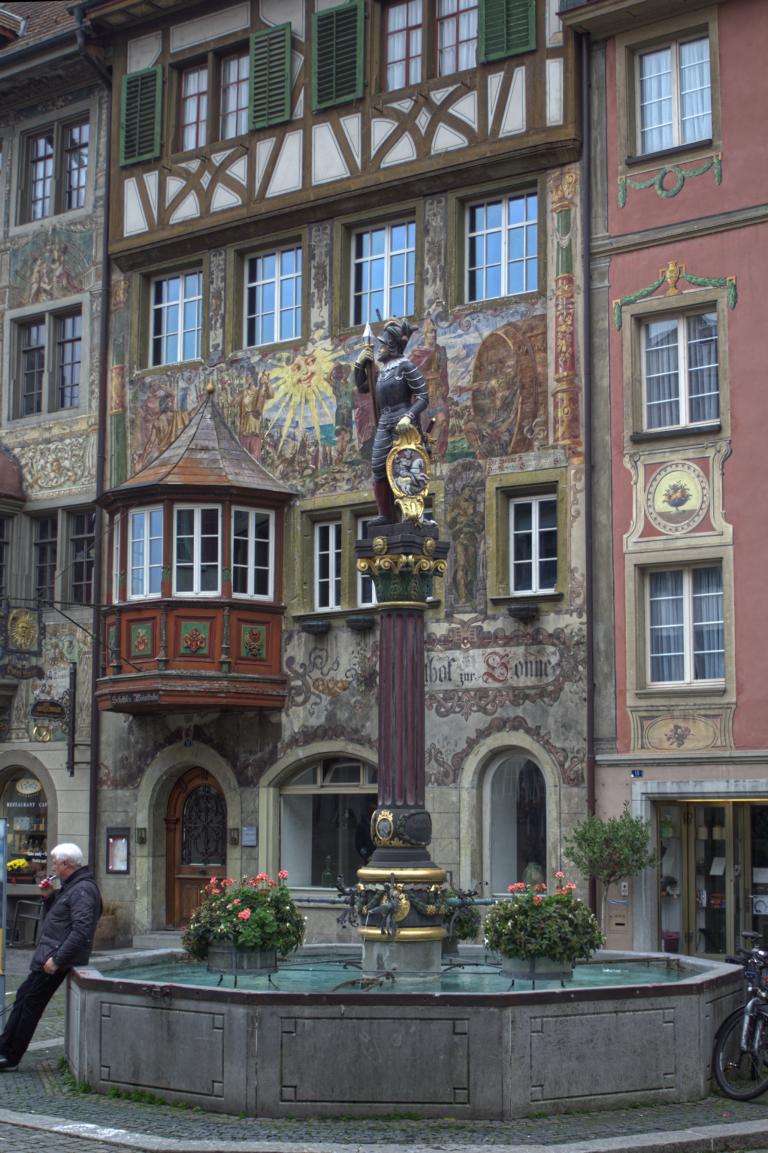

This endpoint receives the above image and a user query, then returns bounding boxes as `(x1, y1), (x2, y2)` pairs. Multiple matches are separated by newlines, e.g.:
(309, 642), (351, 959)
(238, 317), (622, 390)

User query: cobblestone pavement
(3, 950), (768, 1153)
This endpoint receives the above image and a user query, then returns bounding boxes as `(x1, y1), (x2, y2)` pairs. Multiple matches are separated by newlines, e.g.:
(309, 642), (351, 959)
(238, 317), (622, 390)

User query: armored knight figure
(352, 318), (428, 525)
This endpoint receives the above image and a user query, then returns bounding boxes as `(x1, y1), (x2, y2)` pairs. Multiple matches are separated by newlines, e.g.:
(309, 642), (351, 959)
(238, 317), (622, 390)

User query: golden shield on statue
(386, 422), (430, 524)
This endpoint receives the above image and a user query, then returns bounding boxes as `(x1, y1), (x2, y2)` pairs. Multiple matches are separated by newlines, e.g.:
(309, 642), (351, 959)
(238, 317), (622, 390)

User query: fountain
(66, 369), (741, 1117)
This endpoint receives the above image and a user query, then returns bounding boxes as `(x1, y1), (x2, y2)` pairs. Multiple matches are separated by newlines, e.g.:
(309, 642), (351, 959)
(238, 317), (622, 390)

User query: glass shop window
(280, 758), (377, 886)
(2, 772), (48, 871)
(485, 753), (547, 894)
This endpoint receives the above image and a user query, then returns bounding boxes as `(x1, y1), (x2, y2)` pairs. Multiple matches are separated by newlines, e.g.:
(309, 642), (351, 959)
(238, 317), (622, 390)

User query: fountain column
(355, 426), (450, 975)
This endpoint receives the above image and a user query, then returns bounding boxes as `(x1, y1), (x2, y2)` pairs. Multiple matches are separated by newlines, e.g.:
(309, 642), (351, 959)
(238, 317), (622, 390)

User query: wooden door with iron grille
(165, 767), (226, 927)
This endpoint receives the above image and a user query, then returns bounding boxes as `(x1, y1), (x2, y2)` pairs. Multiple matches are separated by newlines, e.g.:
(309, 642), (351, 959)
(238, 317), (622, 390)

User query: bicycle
(713, 931), (768, 1099)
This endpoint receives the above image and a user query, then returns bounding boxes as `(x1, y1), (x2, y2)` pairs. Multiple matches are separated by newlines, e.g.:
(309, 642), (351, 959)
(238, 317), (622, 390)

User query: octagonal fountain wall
(66, 947), (741, 1120)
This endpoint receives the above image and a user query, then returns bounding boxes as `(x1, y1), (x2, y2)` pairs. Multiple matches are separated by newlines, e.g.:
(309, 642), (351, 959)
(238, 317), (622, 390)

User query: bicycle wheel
(713, 1007), (768, 1100)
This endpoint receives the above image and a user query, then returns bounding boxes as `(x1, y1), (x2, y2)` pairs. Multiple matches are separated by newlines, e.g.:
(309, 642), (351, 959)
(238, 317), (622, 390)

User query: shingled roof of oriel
(0, 3), (76, 52)
(114, 391), (294, 499)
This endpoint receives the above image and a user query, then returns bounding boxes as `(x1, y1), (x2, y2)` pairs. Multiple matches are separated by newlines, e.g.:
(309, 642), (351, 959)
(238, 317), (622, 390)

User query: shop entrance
(657, 800), (768, 956)
(165, 767), (226, 928)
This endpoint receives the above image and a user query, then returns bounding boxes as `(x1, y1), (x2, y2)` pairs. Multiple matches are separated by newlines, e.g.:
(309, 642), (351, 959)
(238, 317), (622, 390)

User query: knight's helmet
(377, 317), (417, 355)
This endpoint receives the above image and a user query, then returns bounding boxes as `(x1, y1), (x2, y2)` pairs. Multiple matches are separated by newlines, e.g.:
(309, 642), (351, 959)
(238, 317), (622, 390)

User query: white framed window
(280, 758), (377, 885)
(466, 191), (538, 301)
(643, 311), (719, 431)
(509, 495), (557, 594)
(636, 36), (711, 155)
(112, 512), (122, 604)
(232, 507), (275, 599)
(351, 220), (416, 326)
(34, 515), (58, 606)
(173, 505), (221, 596)
(647, 565), (724, 685)
(244, 246), (302, 347)
(150, 271), (203, 366)
(356, 516), (378, 608)
(129, 507), (163, 599)
(314, 520), (342, 610)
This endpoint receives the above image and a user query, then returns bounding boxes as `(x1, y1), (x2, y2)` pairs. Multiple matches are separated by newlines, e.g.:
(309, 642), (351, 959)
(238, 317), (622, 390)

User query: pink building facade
(562, 0), (768, 955)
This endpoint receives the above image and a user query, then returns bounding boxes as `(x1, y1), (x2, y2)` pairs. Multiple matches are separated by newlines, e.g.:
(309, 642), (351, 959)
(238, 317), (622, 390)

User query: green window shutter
(250, 23), (291, 130)
(312, 0), (363, 112)
(479, 0), (536, 63)
(120, 67), (162, 166)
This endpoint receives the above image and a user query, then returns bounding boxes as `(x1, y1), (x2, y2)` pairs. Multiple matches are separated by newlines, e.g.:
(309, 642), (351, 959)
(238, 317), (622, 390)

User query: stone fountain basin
(66, 948), (741, 1120)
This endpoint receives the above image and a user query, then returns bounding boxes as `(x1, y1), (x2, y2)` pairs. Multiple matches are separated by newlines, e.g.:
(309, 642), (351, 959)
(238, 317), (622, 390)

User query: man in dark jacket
(0, 842), (102, 1071)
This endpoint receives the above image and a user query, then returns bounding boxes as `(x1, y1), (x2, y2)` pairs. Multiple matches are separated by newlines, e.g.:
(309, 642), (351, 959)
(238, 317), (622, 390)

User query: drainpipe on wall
(74, 5), (111, 869)
(579, 30), (597, 913)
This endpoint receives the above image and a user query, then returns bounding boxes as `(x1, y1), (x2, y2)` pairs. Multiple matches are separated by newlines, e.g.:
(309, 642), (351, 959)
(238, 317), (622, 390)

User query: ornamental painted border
(618, 154), (721, 208)
(613, 260), (737, 330)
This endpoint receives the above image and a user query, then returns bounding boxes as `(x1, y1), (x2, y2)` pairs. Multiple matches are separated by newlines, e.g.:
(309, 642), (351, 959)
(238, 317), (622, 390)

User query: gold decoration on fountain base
(357, 865), (447, 884)
(356, 554), (447, 580)
(358, 925), (448, 941)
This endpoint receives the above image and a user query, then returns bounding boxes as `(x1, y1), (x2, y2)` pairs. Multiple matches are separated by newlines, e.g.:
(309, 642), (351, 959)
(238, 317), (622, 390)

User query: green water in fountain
(106, 953), (694, 994)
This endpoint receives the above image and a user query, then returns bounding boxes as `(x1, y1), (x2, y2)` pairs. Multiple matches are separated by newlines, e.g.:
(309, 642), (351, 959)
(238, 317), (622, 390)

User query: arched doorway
(483, 753), (547, 894)
(165, 767), (226, 927)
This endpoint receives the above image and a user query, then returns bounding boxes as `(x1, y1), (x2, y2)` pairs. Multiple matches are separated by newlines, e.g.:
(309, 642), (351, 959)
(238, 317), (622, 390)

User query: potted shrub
(182, 871), (305, 973)
(484, 873), (603, 979)
(565, 803), (658, 932)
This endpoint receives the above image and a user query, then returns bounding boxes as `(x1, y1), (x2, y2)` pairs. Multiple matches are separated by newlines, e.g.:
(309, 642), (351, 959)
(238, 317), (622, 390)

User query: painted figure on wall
(352, 318), (429, 525)
(236, 369), (273, 459)
(409, 316), (450, 459)
(466, 320), (546, 458)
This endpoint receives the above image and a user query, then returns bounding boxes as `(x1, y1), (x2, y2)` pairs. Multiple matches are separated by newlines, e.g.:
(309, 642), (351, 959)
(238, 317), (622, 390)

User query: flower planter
(206, 942), (277, 974)
(500, 954), (573, 981)
(7, 874), (36, 885)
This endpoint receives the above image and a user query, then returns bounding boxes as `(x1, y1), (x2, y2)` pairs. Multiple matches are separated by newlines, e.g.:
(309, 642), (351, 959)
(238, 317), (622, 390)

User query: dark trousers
(0, 967), (68, 1064)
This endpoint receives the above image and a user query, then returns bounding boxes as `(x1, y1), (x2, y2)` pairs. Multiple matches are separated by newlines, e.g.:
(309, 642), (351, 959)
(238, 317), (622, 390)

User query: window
(438, 0), (479, 75)
(647, 565), (724, 684)
(280, 758), (377, 885)
(129, 507), (163, 599)
(111, 512), (121, 603)
(479, 0), (535, 63)
(232, 507), (274, 599)
(244, 246), (302, 347)
(150, 271), (203, 366)
(2, 771), (48, 863)
(313, 0), (364, 111)
(385, 2), (423, 91)
(643, 311), (718, 431)
(314, 521), (342, 610)
(357, 517), (377, 607)
(175, 28), (291, 153)
(0, 517), (9, 597)
(220, 50), (249, 139)
(13, 308), (82, 419)
(180, 64), (208, 151)
(69, 510), (95, 606)
(352, 220), (416, 325)
(509, 495), (557, 595)
(174, 506), (221, 596)
(34, 516), (58, 605)
(637, 36), (711, 155)
(20, 119), (89, 222)
(466, 191), (537, 301)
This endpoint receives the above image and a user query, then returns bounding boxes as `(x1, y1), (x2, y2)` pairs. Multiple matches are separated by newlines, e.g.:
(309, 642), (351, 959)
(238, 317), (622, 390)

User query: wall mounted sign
(15, 777), (42, 797)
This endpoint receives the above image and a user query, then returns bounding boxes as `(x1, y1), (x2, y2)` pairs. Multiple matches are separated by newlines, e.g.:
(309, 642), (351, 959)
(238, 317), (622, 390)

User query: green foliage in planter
(182, 872), (305, 960)
(445, 890), (482, 942)
(484, 875), (603, 967)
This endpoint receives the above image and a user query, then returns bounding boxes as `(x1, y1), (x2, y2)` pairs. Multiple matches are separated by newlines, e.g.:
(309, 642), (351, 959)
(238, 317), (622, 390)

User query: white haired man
(0, 842), (102, 1071)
